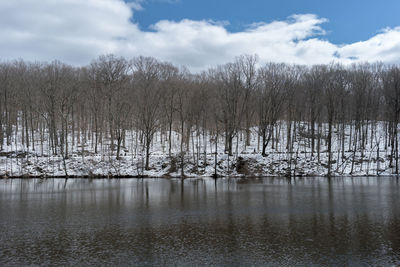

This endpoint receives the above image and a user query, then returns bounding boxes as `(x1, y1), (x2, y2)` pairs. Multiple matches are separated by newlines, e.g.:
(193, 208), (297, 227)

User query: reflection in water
(0, 177), (399, 266)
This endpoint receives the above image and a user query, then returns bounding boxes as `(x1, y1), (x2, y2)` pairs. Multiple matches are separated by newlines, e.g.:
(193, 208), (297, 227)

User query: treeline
(0, 54), (399, 175)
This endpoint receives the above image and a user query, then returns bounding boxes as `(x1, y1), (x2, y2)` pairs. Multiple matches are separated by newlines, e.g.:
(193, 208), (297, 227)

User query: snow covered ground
(0, 122), (397, 178)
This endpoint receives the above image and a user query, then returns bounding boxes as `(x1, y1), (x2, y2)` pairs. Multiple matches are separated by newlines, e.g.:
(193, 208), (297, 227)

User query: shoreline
(0, 146), (396, 179)
(1, 173), (397, 179)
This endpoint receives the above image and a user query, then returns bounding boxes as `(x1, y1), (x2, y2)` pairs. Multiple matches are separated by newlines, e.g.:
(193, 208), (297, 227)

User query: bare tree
(382, 66), (400, 174)
(216, 62), (244, 155)
(131, 56), (162, 170)
(91, 54), (129, 155)
(257, 63), (287, 156)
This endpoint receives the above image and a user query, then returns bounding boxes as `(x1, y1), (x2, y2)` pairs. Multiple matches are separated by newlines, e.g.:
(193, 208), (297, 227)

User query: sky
(1, 0), (400, 71)
(133, 0), (400, 44)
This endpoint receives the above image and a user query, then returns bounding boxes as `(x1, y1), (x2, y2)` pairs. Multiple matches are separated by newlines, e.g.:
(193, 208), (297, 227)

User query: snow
(0, 121), (397, 178)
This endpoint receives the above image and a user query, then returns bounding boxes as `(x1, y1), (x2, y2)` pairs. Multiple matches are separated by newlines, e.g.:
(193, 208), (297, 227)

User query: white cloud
(338, 27), (400, 63)
(1, 0), (400, 71)
(127, 2), (144, 11)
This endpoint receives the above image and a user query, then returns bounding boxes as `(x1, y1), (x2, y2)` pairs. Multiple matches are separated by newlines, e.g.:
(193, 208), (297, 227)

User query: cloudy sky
(1, 0), (400, 71)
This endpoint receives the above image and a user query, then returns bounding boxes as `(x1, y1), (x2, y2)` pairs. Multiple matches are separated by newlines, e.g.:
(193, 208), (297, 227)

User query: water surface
(0, 177), (399, 266)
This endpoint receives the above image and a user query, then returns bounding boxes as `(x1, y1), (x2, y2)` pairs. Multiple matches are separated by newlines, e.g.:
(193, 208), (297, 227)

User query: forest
(0, 54), (399, 177)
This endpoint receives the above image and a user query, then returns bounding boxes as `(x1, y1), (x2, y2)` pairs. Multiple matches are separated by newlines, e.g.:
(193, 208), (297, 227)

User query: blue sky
(132, 0), (400, 44)
(1, 0), (400, 71)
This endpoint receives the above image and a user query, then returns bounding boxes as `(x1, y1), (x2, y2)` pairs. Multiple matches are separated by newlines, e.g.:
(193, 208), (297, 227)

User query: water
(0, 177), (399, 266)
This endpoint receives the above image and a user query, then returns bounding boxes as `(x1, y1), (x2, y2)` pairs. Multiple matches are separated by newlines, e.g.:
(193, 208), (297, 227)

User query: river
(0, 177), (399, 266)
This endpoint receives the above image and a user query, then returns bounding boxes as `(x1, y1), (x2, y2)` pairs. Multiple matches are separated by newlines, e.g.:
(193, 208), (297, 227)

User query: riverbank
(0, 150), (395, 179)
(0, 122), (397, 179)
